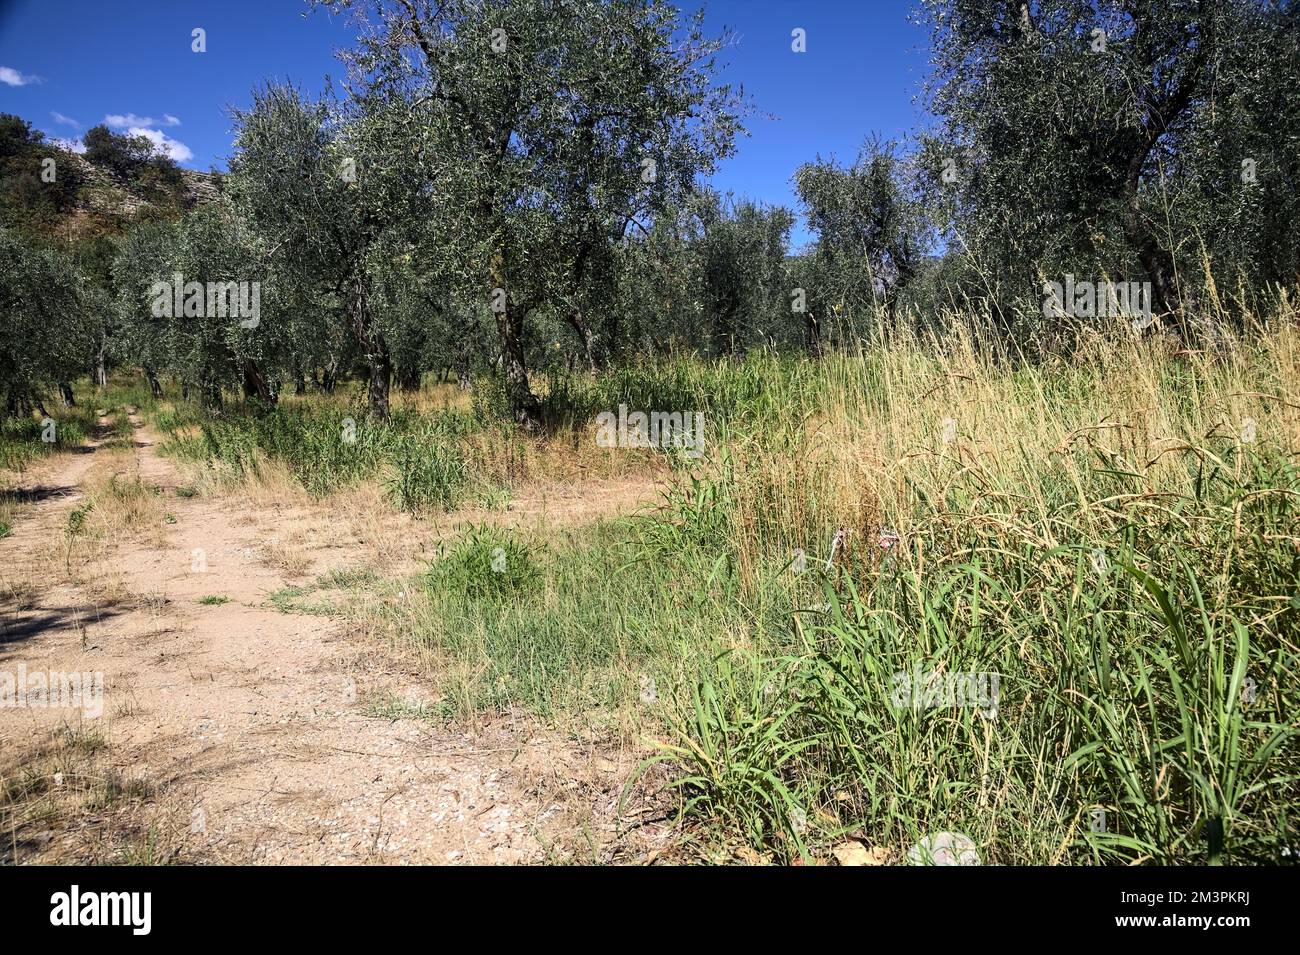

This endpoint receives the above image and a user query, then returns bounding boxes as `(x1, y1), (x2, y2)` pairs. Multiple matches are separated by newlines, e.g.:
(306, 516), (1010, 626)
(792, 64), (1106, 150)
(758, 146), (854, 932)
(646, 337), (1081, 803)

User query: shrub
(385, 432), (468, 513)
(426, 526), (541, 601)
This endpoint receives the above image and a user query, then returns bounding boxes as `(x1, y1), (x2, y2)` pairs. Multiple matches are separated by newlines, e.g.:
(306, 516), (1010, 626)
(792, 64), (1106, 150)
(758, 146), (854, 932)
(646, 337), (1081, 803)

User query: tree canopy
(2, 0), (1296, 419)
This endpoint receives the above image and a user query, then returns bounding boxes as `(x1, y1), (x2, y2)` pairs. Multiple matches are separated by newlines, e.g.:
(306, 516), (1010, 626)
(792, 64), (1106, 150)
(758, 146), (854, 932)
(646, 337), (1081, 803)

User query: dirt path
(1, 417), (666, 864)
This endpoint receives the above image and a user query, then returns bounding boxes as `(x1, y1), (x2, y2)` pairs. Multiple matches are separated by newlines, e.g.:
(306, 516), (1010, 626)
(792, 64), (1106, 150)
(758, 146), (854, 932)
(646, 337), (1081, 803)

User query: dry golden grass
(260, 538), (313, 578)
(0, 724), (197, 865)
(714, 316), (1300, 585)
(79, 453), (169, 547)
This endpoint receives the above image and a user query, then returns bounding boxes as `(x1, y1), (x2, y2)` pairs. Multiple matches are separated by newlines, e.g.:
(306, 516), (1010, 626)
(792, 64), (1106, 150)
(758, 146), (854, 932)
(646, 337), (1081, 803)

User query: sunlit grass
(112, 314), (1300, 864)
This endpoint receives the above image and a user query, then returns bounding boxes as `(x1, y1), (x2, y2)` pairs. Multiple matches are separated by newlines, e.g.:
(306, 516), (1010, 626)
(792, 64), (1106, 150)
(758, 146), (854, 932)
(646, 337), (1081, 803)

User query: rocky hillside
(49, 147), (221, 239)
(65, 149), (220, 221)
(1, 114), (221, 243)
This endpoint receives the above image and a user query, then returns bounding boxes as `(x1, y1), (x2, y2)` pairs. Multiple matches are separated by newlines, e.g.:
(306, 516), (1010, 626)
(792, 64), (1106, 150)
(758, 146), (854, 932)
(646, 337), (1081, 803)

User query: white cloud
(105, 112), (180, 128)
(51, 111), (80, 127)
(127, 126), (193, 163)
(50, 137), (86, 155)
(0, 66), (41, 87)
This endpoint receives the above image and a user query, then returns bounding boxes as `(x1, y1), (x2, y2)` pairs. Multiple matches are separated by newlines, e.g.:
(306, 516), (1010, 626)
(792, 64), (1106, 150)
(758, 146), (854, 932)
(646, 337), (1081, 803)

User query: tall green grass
(0, 412), (92, 470)
(171, 405), (480, 513)
(628, 325), (1300, 864)
(133, 318), (1300, 864)
(377, 322), (1300, 864)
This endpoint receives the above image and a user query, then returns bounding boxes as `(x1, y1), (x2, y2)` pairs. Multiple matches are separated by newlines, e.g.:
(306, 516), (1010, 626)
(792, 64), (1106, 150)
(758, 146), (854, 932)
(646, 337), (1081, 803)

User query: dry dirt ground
(0, 415), (671, 864)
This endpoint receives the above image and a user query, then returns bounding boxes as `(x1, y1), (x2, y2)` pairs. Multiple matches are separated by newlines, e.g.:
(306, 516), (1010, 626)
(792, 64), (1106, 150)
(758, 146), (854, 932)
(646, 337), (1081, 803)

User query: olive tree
(795, 138), (932, 329)
(115, 199), (277, 411)
(921, 0), (1230, 331)
(697, 192), (794, 357)
(229, 85), (427, 419)
(328, 0), (744, 426)
(0, 228), (102, 415)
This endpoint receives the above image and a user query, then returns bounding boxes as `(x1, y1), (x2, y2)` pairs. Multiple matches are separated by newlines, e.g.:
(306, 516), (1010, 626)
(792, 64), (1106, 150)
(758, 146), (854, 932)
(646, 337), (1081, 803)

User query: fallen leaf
(733, 846), (772, 865)
(832, 842), (891, 866)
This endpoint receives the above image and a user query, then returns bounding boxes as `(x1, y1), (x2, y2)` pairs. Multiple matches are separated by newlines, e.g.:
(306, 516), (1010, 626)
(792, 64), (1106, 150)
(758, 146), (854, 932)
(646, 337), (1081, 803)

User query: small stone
(906, 831), (981, 866)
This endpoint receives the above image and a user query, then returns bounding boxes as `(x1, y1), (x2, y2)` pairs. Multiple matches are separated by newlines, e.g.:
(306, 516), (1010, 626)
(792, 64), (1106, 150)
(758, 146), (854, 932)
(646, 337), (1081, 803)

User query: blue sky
(0, 0), (932, 247)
